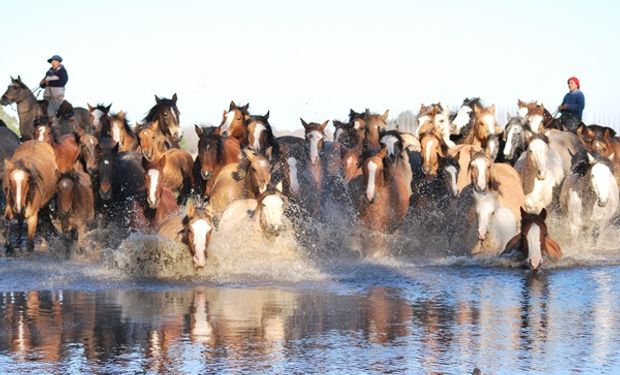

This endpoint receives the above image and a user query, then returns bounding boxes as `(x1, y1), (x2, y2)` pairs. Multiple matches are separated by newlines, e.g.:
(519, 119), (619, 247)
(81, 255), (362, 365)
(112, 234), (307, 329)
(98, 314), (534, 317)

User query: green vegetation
(0, 106), (20, 136)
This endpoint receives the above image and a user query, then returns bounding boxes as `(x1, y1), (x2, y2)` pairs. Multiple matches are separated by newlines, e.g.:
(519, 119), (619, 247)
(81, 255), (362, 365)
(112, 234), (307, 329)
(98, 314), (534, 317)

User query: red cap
(567, 76), (580, 88)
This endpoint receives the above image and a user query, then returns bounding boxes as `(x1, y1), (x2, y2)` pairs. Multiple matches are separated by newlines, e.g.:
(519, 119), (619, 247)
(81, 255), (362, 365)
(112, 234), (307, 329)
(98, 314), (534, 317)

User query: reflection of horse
(560, 151), (618, 241)
(56, 170), (94, 241)
(158, 202), (214, 268)
(208, 150), (273, 214)
(216, 101), (250, 146)
(143, 94), (183, 145)
(514, 133), (564, 214)
(1, 76), (46, 140)
(193, 125), (241, 198)
(502, 208), (562, 270)
(3, 141), (58, 251)
(472, 190), (518, 254)
(218, 184), (289, 238)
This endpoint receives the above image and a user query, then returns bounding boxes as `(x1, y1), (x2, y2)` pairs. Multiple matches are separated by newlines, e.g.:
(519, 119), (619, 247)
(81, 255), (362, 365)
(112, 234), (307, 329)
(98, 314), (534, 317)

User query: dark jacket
(560, 89), (585, 120)
(45, 65), (68, 87)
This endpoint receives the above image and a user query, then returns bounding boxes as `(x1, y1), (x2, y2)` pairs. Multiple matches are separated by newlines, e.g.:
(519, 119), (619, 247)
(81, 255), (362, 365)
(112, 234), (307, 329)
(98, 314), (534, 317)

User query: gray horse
(1, 76), (46, 140)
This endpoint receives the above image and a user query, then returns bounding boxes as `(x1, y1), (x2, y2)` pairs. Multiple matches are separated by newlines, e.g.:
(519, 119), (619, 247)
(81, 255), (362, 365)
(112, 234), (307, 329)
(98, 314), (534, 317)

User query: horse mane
(93, 103), (111, 112)
(379, 129), (405, 144)
(56, 100), (75, 119)
(463, 97), (481, 109)
(143, 98), (178, 123)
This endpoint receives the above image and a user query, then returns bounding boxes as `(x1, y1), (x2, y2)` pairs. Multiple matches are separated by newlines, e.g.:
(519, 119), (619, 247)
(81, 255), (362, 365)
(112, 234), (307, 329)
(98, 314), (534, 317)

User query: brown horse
(298, 119), (328, 215)
(3, 141), (58, 251)
(56, 170), (95, 241)
(1, 76), (46, 140)
(208, 150), (273, 215)
(142, 151), (194, 204)
(350, 146), (411, 255)
(77, 132), (99, 175)
(461, 104), (501, 149)
(502, 208), (562, 270)
(87, 103), (111, 135)
(246, 111), (279, 155)
(157, 202), (214, 268)
(106, 111), (138, 152)
(448, 143), (484, 193)
(576, 124), (620, 187)
(216, 101), (250, 146)
(141, 157), (180, 229)
(193, 125), (242, 198)
(143, 94), (183, 144)
(363, 109), (389, 150)
(32, 125), (81, 174)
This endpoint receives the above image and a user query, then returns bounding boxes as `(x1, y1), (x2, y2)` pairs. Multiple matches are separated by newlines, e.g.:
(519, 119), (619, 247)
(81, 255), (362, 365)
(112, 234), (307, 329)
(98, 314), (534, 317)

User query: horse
(87, 103), (111, 135)
(363, 109), (389, 150)
(350, 146), (411, 255)
(468, 150), (524, 225)
(451, 97), (482, 142)
(514, 133), (565, 214)
(460, 103), (502, 150)
(216, 101), (250, 146)
(105, 111), (137, 152)
(56, 170), (95, 242)
(217, 184), (289, 239)
(447, 143), (483, 193)
(3, 141), (58, 252)
(208, 150), (273, 215)
(141, 156), (180, 229)
(471, 190), (518, 254)
(523, 102), (572, 132)
(143, 94), (183, 145)
(332, 119), (357, 148)
(193, 125), (241, 198)
(0, 121), (21, 184)
(502, 208), (562, 270)
(77, 132), (99, 176)
(157, 202), (214, 268)
(33, 125), (82, 174)
(1, 76), (46, 140)
(502, 114), (529, 165)
(560, 151), (618, 241)
(296, 118), (328, 215)
(575, 124), (620, 188)
(246, 111), (279, 156)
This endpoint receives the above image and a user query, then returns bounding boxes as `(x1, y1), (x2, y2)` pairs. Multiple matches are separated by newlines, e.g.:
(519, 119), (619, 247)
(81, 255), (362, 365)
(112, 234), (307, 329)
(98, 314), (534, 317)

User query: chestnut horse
(363, 109), (389, 150)
(87, 103), (111, 136)
(208, 150), (273, 215)
(34, 127), (81, 174)
(158, 202), (214, 268)
(460, 104), (502, 150)
(104, 111), (137, 152)
(193, 125), (241, 198)
(56, 170), (95, 241)
(246, 111), (279, 156)
(141, 156), (180, 229)
(502, 208), (562, 270)
(3, 141), (58, 251)
(143, 94), (183, 145)
(216, 101), (250, 146)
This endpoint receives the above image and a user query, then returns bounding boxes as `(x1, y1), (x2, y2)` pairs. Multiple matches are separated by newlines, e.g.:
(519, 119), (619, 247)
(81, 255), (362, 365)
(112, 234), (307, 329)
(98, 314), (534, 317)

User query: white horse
(560, 152), (618, 241)
(472, 190), (518, 254)
(514, 134), (565, 214)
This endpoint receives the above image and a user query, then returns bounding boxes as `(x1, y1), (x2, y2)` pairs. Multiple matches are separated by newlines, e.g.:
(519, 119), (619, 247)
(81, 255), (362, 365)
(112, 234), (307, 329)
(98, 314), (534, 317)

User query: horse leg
(26, 213), (38, 252)
(4, 218), (14, 255)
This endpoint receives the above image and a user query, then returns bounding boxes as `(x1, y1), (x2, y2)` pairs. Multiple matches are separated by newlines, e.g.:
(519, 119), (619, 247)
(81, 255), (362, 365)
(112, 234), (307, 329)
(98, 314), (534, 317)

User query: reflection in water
(0, 267), (619, 373)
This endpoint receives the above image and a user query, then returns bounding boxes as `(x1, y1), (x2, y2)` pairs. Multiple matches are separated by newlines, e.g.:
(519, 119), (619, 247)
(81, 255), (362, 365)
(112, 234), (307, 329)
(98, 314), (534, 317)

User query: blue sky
(2, 0), (619, 131)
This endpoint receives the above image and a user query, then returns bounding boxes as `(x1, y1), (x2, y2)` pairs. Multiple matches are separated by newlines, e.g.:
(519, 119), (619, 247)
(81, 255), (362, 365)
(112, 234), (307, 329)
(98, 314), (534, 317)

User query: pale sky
(2, 0), (619, 132)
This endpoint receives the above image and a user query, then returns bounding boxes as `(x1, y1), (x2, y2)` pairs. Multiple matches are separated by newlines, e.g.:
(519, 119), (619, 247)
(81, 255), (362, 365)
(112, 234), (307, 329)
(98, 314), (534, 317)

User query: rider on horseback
(39, 54), (68, 119)
(558, 76), (584, 132)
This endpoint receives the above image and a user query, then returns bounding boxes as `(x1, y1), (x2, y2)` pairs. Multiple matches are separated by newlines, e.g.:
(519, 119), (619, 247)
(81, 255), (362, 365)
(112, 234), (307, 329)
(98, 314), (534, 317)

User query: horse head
(503, 115), (527, 160)
(137, 123), (168, 162)
(301, 118), (328, 165)
(443, 156), (460, 197)
(469, 150), (493, 192)
(235, 149), (272, 196)
(419, 131), (448, 178)
(363, 109), (389, 150)
(527, 133), (551, 180)
(78, 133), (99, 175)
(379, 130), (404, 163)
(246, 111), (274, 155)
(349, 109), (367, 149)
(87, 103), (112, 131)
(587, 152), (616, 207)
(4, 159), (35, 215)
(473, 103), (500, 142)
(218, 100), (249, 139)
(1, 76), (28, 105)
(195, 125), (220, 181)
(254, 182), (288, 238)
(361, 146), (388, 203)
(145, 94), (182, 142)
(452, 97), (480, 135)
(33, 123), (53, 144)
(473, 190), (499, 242)
(143, 155), (167, 209)
(182, 202), (214, 268)
(96, 138), (119, 200)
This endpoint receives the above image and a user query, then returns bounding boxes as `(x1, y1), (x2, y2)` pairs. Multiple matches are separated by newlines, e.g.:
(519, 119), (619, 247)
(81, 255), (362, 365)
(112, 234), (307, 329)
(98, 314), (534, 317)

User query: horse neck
(306, 158), (323, 190)
(16, 92), (42, 124)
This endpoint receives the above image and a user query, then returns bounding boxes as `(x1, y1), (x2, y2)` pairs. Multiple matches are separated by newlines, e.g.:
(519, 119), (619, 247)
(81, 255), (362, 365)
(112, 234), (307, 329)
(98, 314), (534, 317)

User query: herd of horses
(1, 76), (619, 271)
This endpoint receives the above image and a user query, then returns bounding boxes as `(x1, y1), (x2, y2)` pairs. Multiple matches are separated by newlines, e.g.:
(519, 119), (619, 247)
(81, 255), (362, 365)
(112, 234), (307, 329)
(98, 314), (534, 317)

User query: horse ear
(10, 76), (16, 82)
(229, 101), (236, 111)
(105, 104), (112, 113)
(587, 152), (596, 164)
(172, 93), (178, 103)
(154, 95), (160, 104)
(609, 153), (615, 161)
(518, 99), (524, 107)
(264, 111), (270, 121)
(275, 180), (283, 193)
(244, 114), (251, 122)
(539, 208), (547, 221)
(241, 103), (250, 112)
(17, 75), (21, 82)
(489, 104), (496, 114)
(320, 120), (329, 131)
(243, 149), (256, 162)
(194, 124), (203, 137)
(300, 118), (309, 129)
(87, 103), (94, 111)
(382, 109), (389, 122)
(158, 154), (167, 168)
(543, 237), (562, 259)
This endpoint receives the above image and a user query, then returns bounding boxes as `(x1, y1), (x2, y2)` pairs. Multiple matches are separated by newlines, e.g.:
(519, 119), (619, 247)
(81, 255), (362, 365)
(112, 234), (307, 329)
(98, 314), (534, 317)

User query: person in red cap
(557, 76), (584, 132)
(39, 54), (69, 119)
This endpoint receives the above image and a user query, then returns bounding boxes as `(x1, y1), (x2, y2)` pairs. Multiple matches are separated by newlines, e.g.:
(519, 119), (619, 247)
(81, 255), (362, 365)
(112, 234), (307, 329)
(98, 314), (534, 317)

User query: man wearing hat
(558, 76), (584, 132)
(40, 54), (68, 119)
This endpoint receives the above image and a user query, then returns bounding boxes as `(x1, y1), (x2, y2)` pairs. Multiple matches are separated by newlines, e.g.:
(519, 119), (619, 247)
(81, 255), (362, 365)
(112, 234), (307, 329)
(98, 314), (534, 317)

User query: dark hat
(47, 55), (63, 63)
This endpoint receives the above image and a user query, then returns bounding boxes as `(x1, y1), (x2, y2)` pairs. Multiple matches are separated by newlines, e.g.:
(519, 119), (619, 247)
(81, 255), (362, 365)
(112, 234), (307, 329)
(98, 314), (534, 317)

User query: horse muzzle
(537, 171), (546, 180)
(147, 198), (159, 209)
(99, 188), (112, 200)
(0, 96), (9, 105)
(598, 198), (608, 207)
(366, 193), (376, 203)
(201, 170), (212, 180)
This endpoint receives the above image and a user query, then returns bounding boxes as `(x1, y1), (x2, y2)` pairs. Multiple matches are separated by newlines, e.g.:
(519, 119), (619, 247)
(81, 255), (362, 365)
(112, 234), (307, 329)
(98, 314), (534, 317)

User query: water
(0, 210), (620, 374)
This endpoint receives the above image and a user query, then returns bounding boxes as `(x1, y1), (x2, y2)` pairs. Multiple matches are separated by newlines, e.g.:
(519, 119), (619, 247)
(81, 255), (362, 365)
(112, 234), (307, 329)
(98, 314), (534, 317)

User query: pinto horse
(56, 170), (95, 241)
(216, 101), (250, 146)
(208, 150), (273, 215)
(1, 76), (46, 140)
(193, 125), (241, 198)
(472, 190), (518, 254)
(502, 114), (529, 165)
(158, 202), (214, 268)
(502, 208), (562, 270)
(143, 94), (183, 145)
(451, 97), (482, 142)
(3, 141), (58, 251)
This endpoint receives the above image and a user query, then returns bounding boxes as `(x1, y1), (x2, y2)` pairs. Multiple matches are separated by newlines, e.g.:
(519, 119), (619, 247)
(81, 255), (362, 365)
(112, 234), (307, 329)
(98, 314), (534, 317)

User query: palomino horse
(246, 111), (279, 156)
(575, 124), (620, 188)
(218, 183), (289, 239)
(472, 190), (518, 254)
(105, 111), (138, 152)
(502, 208), (562, 270)
(216, 101), (250, 146)
(143, 94), (183, 144)
(1, 76), (46, 140)
(514, 133), (565, 214)
(560, 151), (618, 241)
(56, 170), (95, 241)
(87, 103), (111, 135)
(158, 202), (214, 268)
(208, 150), (273, 215)
(350, 146), (411, 255)
(468, 150), (524, 225)
(193, 125), (242, 198)
(3, 141), (58, 251)
(141, 156), (180, 229)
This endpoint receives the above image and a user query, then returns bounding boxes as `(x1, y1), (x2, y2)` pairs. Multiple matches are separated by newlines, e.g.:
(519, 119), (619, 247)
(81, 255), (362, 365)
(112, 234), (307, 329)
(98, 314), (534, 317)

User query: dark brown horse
(1, 76), (46, 140)
(3, 141), (58, 251)
(143, 94), (183, 145)
(298, 118), (329, 215)
(246, 111), (279, 156)
(87, 103), (112, 136)
(56, 170), (95, 241)
(193, 125), (241, 198)
(141, 156), (180, 229)
(77, 132), (99, 175)
(0, 121), (20, 183)
(502, 208), (562, 270)
(158, 202), (214, 268)
(215, 101), (250, 146)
